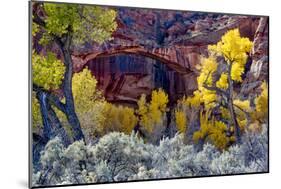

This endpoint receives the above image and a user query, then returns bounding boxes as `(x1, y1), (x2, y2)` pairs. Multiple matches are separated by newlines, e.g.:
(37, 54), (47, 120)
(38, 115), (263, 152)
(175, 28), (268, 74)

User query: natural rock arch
(72, 45), (201, 74)
(80, 52), (198, 105)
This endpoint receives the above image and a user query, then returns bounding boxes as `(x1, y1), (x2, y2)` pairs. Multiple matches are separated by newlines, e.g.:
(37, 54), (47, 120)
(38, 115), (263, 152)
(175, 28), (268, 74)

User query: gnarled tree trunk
(59, 33), (85, 142)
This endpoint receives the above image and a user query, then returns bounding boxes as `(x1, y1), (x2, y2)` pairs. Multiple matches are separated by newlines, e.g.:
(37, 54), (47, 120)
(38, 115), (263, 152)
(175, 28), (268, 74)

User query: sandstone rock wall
(34, 7), (268, 104)
(69, 9), (267, 104)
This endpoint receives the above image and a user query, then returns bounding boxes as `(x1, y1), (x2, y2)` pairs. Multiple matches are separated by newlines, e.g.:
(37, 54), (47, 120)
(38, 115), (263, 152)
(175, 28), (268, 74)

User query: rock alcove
(84, 54), (194, 107)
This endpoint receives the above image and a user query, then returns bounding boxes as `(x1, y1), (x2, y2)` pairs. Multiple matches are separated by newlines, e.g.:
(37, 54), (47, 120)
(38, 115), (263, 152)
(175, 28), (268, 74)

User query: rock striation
(35, 6), (268, 104)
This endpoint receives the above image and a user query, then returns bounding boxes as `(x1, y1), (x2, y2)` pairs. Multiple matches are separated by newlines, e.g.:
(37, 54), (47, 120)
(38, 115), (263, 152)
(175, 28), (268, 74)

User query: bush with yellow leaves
(136, 89), (169, 143)
(254, 82), (268, 122)
(246, 81), (269, 133)
(193, 111), (235, 150)
(71, 68), (138, 141)
(96, 102), (138, 136)
(175, 109), (187, 134)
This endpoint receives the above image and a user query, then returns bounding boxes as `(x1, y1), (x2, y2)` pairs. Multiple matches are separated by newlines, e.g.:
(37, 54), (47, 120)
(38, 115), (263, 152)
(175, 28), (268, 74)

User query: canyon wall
(35, 7), (268, 104)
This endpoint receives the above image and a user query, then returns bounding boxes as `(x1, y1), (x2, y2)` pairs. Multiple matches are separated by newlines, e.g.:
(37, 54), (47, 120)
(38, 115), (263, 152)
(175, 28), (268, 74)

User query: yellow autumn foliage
(200, 88), (217, 109)
(98, 102), (138, 135)
(182, 91), (201, 108)
(137, 89), (169, 133)
(152, 89), (168, 109)
(233, 99), (251, 112)
(220, 107), (231, 120)
(72, 68), (102, 113)
(208, 29), (253, 82)
(137, 94), (151, 131)
(194, 57), (219, 109)
(254, 81), (268, 122)
(175, 109), (187, 133)
(197, 57), (218, 87)
(32, 92), (42, 128)
(150, 89), (169, 122)
(71, 68), (137, 138)
(32, 51), (65, 90)
(190, 28), (256, 146)
(193, 111), (235, 150)
(52, 104), (74, 138)
(216, 73), (229, 89)
(231, 62), (245, 82)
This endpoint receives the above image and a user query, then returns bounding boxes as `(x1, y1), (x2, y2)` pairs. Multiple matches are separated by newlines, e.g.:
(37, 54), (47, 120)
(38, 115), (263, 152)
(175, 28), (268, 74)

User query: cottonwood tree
(32, 2), (117, 142)
(194, 29), (253, 144)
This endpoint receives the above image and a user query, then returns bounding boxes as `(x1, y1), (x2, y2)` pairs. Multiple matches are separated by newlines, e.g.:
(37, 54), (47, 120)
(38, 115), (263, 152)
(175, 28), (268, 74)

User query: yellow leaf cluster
(197, 57), (218, 87)
(220, 107), (230, 120)
(254, 81), (268, 122)
(238, 119), (247, 131)
(175, 109), (187, 133)
(193, 111), (235, 150)
(32, 92), (42, 128)
(72, 68), (101, 113)
(200, 88), (217, 109)
(233, 99), (251, 112)
(232, 99), (252, 131)
(181, 91), (201, 108)
(183, 89), (217, 110)
(216, 73), (229, 89)
(151, 89), (169, 113)
(32, 21), (39, 37)
(208, 29), (253, 82)
(137, 89), (169, 133)
(99, 102), (138, 135)
(195, 57), (219, 109)
(52, 104), (73, 138)
(231, 62), (245, 82)
(137, 94), (150, 131)
(32, 52), (65, 90)
(248, 121), (262, 133)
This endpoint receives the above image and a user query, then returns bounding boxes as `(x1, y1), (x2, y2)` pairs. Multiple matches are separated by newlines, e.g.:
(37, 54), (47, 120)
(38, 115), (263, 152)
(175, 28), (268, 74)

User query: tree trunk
(60, 34), (85, 142)
(33, 90), (71, 170)
(164, 110), (172, 138)
(36, 90), (70, 145)
(227, 64), (242, 144)
(228, 100), (242, 143)
(37, 91), (52, 141)
(185, 109), (200, 145)
(32, 14), (84, 142)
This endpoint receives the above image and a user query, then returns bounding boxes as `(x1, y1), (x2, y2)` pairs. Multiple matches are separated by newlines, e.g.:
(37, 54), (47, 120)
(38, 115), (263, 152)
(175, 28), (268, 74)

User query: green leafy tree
(32, 2), (117, 142)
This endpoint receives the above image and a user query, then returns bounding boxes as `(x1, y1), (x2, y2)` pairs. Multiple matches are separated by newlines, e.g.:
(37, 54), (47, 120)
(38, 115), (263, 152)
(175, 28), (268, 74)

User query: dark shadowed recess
(84, 54), (188, 107)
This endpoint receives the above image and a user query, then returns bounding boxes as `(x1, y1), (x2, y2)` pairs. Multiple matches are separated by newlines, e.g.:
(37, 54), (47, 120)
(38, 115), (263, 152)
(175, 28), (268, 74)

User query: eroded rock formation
(240, 17), (269, 99)
(34, 7), (268, 104)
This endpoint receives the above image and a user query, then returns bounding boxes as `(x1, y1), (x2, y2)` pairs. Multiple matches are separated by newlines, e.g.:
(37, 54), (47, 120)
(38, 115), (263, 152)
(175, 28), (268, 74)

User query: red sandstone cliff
(34, 7), (268, 104)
